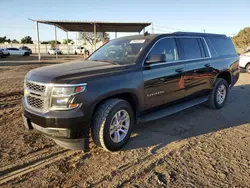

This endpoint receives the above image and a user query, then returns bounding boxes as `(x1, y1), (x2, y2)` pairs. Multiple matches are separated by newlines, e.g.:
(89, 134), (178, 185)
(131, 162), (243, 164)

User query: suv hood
(26, 60), (127, 83)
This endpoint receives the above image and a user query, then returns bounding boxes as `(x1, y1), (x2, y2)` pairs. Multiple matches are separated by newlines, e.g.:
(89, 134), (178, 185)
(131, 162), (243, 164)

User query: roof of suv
(117, 32), (228, 40)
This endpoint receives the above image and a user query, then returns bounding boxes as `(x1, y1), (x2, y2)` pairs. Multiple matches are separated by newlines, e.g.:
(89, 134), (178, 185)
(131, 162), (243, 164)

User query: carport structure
(29, 19), (152, 60)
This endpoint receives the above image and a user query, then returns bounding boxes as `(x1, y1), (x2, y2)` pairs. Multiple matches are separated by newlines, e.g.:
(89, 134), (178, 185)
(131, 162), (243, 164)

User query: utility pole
(36, 21), (41, 61)
(76, 32), (78, 45)
(66, 31), (69, 56)
(94, 23), (96, 51)
(54, 25), (58, 59)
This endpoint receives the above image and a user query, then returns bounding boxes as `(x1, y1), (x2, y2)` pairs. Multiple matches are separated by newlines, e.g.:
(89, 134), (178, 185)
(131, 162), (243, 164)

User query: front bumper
(23, 106), (90, 151)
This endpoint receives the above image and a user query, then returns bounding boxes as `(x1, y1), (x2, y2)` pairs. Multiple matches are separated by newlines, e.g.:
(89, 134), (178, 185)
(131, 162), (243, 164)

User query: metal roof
(35, 20), (152, 32)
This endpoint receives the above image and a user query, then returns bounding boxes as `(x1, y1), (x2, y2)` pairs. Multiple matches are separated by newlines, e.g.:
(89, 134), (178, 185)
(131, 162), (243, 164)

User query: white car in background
(239, 50), (250, 74)
(0, 48), (10, 56)
(48, 48), (63, 55)
(6, 48), (30, 56)
(73, 46), (85, 55)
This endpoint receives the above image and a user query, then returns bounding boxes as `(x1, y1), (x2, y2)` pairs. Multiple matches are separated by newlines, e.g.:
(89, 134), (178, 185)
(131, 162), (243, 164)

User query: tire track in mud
(0, 146), (61, 171)
(92, 140), (189, 187)
(0, 91), (23, 110)
(0, 148), (83, 185)
(0, 90), (23, 98)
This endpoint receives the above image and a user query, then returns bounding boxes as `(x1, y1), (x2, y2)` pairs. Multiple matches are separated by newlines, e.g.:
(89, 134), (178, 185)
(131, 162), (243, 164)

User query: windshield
(88, 38), (149, 65)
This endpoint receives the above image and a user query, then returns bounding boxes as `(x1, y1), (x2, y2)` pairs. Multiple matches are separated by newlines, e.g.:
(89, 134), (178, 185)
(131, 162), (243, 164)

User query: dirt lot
(0, 60), (250, 187)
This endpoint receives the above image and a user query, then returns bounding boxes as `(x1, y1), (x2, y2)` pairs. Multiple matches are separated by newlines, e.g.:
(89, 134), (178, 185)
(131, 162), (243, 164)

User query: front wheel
(206, 78), (228, 109)
(91, 99), (134, 151)
(246, 64), (250, 74)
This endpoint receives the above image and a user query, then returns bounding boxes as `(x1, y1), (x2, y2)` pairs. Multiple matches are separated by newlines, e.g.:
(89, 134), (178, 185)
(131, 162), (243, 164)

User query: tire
(206, 78), (228, 109)
(23, 52), (29, 56)
(91, 99), (134, 151)
(246, 64), (250, 74)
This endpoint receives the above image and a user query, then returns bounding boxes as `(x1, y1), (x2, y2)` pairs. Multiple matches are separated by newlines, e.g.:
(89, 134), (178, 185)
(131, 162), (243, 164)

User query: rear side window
(178, 38), (202, 60)
(209, 37), (236, 56)
(150, 38), (179, 62)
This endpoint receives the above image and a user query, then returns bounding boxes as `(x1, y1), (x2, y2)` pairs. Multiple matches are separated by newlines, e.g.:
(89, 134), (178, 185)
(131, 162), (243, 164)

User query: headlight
(50, 85), (86, 110)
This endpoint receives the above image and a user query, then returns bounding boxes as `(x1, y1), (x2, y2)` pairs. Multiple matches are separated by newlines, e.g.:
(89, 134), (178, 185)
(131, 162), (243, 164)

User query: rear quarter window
(208, 37), (236, 56)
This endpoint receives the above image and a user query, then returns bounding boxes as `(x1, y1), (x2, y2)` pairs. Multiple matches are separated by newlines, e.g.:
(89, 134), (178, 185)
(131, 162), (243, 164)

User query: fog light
(51, 97), (69, 108)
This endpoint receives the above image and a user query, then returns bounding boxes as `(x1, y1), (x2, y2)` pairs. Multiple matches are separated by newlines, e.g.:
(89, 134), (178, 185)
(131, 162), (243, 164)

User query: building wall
(0, 43), (104, 54)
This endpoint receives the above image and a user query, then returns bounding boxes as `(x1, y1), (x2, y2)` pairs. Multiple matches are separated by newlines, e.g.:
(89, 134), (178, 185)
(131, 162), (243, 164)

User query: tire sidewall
(246, 64), (250, 74)
(102, 101), (134, 151)
(213, 79), (228, 109)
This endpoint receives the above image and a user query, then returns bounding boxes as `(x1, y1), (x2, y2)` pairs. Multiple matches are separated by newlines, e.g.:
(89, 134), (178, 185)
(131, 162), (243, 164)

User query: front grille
(26, 81), (46, 93)
(27, 95), (44, 109)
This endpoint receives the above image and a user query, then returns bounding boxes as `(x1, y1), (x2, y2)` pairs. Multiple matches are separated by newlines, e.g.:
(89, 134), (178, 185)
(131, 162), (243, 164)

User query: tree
(0, 36), (7, 43)
(21, 36), (33, 44)
(49, 40), (61, 47)
(79, 32), (109, 46)
(12, 39), (19, 43)
(0, 36), (11, 43)
(62, 39), (73, 44)
(40, 40), (61, 46)
(232, 27), (250, 50)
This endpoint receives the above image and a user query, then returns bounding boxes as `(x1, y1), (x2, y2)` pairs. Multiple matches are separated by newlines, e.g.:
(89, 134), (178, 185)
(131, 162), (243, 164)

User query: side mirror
(145, 54), (166, 64)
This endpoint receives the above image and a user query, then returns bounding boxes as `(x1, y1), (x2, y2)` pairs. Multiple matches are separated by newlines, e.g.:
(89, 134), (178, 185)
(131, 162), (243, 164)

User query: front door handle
(175, 68), (184, 73)
(204, 63), (211, 67)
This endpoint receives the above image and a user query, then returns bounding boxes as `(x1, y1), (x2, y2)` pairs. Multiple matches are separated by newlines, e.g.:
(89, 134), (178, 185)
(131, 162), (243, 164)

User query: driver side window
(150, 38), (179, 62)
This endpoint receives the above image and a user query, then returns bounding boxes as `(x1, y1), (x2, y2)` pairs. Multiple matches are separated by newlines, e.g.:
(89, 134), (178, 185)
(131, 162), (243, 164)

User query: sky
(0, 0), (249, 43)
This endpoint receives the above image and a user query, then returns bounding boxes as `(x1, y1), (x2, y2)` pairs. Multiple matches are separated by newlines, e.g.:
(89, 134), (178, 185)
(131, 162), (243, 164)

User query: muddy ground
(0, 60), (250, 187)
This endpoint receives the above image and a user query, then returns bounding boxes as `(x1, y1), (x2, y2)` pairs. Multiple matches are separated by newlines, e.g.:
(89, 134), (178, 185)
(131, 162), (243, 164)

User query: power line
(154, 24), (191, 32)
(153, 28), (173, 33)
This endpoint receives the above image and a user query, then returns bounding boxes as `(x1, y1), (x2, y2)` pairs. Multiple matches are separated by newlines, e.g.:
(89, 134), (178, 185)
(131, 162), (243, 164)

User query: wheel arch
(216, 71), (232, 87)
(89, 91), (140, 125)
(245, 62), (250, 68)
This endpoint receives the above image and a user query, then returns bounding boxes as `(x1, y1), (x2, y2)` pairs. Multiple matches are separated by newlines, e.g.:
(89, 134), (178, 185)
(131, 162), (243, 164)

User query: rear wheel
(91, 99), (134, 151)
(206, 78), (228, 109)
(246, 64), (250, 74)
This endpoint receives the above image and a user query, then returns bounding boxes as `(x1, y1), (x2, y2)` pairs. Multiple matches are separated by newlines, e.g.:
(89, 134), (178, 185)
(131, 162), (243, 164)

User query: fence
(0, 43), (103, 54)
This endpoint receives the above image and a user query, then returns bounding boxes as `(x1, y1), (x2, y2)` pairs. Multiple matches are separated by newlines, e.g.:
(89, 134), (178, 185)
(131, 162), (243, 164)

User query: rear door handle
(204, 63), (211, 67)
(175, 68), (184, 73)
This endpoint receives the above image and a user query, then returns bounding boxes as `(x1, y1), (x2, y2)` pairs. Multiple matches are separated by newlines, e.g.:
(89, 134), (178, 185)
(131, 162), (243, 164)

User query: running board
(139, 96), (209, 123)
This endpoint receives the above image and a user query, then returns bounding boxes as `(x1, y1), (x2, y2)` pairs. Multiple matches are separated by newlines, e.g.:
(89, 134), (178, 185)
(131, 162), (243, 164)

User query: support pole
(115, 31), (117, 39)
(143, 28), (146, 34)
(94, 23), (96, 51)
(36, 21), (41, 61)
(54, 25), (58, 59)
(66, 31), (69, 56)
(151, 23), (154, 34)
(76, 32), (78, 45)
